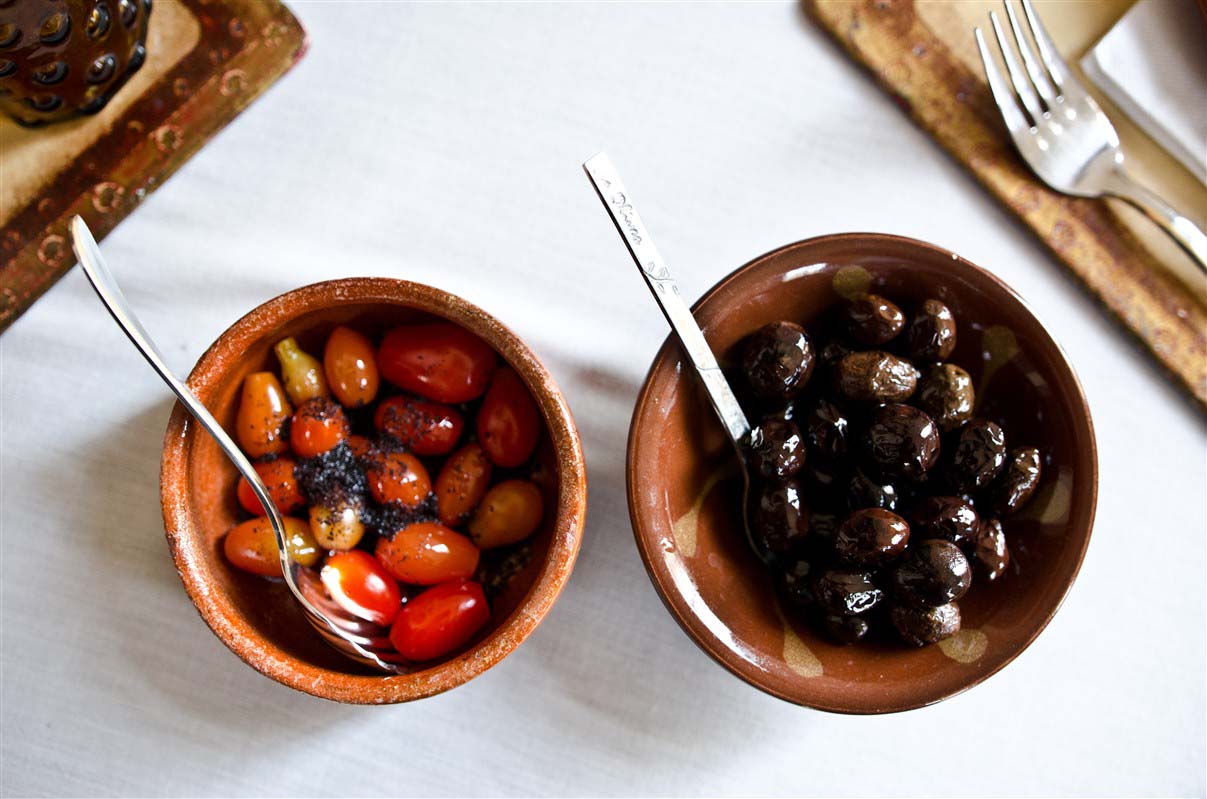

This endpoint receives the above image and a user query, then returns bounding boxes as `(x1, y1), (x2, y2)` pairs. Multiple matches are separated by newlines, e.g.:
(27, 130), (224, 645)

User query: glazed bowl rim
(160, 277), (587, 703)
(626, 231), (1098, 714)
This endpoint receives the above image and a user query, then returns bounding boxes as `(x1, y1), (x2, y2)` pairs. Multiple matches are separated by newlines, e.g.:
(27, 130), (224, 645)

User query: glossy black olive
(911, 495), (979, 547)
(947, 419), (1007, 491)
(835, 351), (919, 403)
(890, 601), (961, 646)
(890, 539), (972, 607)
(987, 446), (1042, 515)
(915, 363), (975, 432)
(742, 322), (816, 401)
(818, 613), (870, 645)
(905, 299), (957, 362)
(813, 569), (884, 615)
(834, 508), (910, 566)
(778, 559), (816, 607)
(863, 403), (940, 481)
(847, 466), (900, 512)
(748, 418), (806, 481)
(845, 293), (906, 345)
(804, 398), (850, 461)
(971, 518), (1010, 581)
(749, 479), (810, 556)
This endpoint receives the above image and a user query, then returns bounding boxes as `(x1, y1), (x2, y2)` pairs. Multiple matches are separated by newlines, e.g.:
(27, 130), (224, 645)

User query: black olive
(971, 518), (1010, 581)
(813, 569), (884, 615)
(863, 403), (940, 481)
(818, 613), (870, 645)
(911, 495), (979, 547)
(947, 419), (1007, 491)
(915, 364), (975, 432)
(890, 602), (961, 646)
(847, 466), (900, 512)
(747, 418), (806, 481)
(804, 398), (850, 461)
(749, 479), (810, 556)
(835, 351), (919, 403)
(986, 447), (1042, 515)
(742, 322), (816, 402)
(905, 299), (957, 362)
(778, 559), (816, 607)
(845, 293), (906, 345)
(890, 539), (972, 607)
(834, 508), (910, 566)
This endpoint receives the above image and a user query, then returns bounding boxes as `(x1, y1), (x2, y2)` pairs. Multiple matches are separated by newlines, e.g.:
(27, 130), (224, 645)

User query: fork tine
(1020, 0), (1069, 90)
(989, 10), (1043, 124)
(975, 26), (1031, 136)
(1003, 0), (1057, 107)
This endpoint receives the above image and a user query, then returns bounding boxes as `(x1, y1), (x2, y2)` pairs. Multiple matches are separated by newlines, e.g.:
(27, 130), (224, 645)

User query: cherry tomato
(377, 323), (496, 404)
(321, 551), (402, 626)
(235, 372), (292, 458)
(290, 398), (349, 458)
(325, 326), (380, 407)
(236, 457), (305, 516)
(389, 579), (490, 661)
(468, 479), (544, 549)
(374, 395), (464, 456)
(274, 337), (329, 405)
(374, 521), (479, 585)
(435, 443), (492, 526)
(223, 516), (319, 576)
(345, 434), (373, 459)
(309, 501), (366, 551)
(366, 451), (433, 507)
(477, 367), (541, 467)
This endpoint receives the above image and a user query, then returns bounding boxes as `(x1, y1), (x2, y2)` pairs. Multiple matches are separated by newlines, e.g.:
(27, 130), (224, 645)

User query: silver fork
(975, 0), (1207, 274)
(70, 216), (409, 674)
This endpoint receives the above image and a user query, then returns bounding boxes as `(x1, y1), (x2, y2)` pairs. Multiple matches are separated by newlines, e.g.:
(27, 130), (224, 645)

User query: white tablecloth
(2, 3), (1204, 796)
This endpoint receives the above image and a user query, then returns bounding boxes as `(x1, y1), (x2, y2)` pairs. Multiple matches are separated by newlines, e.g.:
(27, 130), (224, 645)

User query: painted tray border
(0, 0), (307, 332)
(805, 0), (1207, 410)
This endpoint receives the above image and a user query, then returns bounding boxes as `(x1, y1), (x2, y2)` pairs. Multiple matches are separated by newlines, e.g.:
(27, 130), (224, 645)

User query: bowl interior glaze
(628, 234), (1096, 714)
(161, 278), (585, 704)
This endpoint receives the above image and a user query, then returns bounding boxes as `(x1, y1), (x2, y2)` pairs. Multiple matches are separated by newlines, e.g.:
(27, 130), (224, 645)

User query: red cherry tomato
(236, 457), (305, 516)
(377, 323), (497, 404)
(374, 521), (479, 585)
(374, 395), (464, 456)
(477, 367), (541, 467)
(434, 443), (492, 526)
(345, 434), (373, 460)
(366, 451), (433, 507)
(320, 551), (403, 626)
(389, 579), (490, 661)
(290, 398), (349, 458)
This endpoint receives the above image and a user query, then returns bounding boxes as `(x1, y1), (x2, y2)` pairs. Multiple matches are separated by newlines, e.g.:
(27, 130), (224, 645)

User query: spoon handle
(583, 153), (751, 446)
(68, 216), (291, 572)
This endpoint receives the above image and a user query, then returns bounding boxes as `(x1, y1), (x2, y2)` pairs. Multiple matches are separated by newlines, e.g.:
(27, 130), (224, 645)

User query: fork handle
(1105, 170), (1207, 275)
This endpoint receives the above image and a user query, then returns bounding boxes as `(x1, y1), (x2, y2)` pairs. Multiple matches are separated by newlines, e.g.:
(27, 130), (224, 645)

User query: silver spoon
(582, 154), (770, 563)
(69, 216), (408, 673)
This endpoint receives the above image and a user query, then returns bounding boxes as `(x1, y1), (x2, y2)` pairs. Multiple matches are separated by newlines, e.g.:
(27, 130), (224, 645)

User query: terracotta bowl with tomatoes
(160, 278), (586, 703)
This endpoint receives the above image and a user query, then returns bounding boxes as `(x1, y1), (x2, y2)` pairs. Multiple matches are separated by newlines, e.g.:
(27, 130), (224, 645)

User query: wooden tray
(806, 0), (1207, 410)
(0, 0), (306, 332)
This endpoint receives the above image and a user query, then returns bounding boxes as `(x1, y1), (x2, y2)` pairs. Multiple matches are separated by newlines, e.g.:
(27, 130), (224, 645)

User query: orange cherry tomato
(236, 457), (305, 516)
(467, 479), (544, 549)
(374, 395), (464, 456)
(274, 337), (329, 405)
(235, 372), (292, 458)
(321, 551), (403, 626)
(374, 521), (480, 585)
(223, 516), (319, 576)
(366, 450), (432, 507)
(477, 367), (541, 467)
(389, 579), (490, 661)
(325, 326), (380, 407)
(290, 398), (349, 458)
(345, 434), (373, 459)
(377, 323), (497, 404)
(434, 443), (492, 526)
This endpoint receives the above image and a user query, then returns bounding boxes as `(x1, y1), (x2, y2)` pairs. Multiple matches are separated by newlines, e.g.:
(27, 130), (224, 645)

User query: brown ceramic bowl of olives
(627, 233), (1097, 714)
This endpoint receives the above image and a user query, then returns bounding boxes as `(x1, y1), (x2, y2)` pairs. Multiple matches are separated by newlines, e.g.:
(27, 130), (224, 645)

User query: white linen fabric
(1, 3), (1204, 797)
